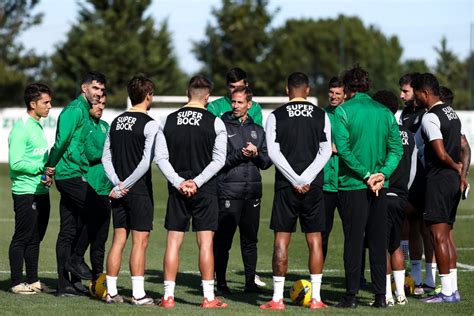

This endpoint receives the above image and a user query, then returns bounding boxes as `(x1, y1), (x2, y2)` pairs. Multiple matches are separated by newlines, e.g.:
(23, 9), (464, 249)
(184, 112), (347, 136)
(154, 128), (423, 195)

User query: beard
(404, 99), (415, 108)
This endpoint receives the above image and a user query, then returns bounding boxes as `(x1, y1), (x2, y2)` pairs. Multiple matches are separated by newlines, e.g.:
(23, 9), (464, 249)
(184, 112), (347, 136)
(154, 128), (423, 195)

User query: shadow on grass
(145, 268), (360, 307)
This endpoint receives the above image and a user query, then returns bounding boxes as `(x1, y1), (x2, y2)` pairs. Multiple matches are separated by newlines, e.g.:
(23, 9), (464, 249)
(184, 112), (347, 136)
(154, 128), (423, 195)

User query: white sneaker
(29, 281), (54, 293)
(105, 293), (124, 304)
(413, 285), (424, 296)
(131, 295), (155, 306)
(386, 296), (395, 307)
(396, 295), (408, 305)
(254, 274), (266, 287)
(11, 283), (36, 295)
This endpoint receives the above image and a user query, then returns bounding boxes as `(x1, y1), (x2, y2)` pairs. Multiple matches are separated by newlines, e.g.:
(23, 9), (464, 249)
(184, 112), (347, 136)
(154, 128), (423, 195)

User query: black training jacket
(217, 111), (272, 200)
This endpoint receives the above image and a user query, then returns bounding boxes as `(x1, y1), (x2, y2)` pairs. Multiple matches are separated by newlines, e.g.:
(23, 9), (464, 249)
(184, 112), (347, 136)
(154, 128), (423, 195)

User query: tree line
(1, 0), (472, 109)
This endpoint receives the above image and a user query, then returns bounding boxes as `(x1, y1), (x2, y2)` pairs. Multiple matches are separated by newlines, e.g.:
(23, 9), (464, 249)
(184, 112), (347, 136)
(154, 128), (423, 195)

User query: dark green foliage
(51, 0), (186, 108)
(251, 15), (404, 104)
(193, 0), (274, 95)
(434, 37), (470, 110)
(0, 0), (45, 107)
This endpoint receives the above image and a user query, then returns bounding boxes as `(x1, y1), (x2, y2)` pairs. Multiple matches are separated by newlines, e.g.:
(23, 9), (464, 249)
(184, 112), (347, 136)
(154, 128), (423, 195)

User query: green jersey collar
(78, 94), (92, 110)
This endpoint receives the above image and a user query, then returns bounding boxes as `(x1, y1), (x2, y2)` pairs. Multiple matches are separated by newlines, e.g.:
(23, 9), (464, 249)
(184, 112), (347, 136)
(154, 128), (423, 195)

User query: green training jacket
(322, 105), (339, 192)
(208, 95), (263, 126)
(9, 115), (49, 195)
(47, 95), (91, 180)
(333, 93), (403, 191)
(85, 117), (112, 195)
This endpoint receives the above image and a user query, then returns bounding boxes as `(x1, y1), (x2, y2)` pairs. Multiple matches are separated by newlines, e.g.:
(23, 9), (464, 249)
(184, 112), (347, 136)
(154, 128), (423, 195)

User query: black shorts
(165, 190), (218, 232)
(423, 174), (461, 225)
(111, 193), (154, 231)
(270, 186), (325, 233)
(387, 194), (407, 253)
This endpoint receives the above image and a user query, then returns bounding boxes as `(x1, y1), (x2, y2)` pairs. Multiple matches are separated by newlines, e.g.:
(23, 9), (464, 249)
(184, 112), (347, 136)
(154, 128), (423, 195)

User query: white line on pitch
(457, 262), (474, 271)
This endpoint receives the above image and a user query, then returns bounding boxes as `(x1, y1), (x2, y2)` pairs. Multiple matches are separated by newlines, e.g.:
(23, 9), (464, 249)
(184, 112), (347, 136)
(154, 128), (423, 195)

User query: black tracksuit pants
(321, 191), (341, 261)
(9, 193), (50, 287)
(339, 189), (387, 296)
(74, 193), (111, 279)
(55, 177), (88, 290)
(214, 199), (260, 286)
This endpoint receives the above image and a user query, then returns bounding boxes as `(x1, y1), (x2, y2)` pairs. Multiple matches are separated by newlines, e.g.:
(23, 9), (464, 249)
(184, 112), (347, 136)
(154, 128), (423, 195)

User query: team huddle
(7, 65), (470, 309)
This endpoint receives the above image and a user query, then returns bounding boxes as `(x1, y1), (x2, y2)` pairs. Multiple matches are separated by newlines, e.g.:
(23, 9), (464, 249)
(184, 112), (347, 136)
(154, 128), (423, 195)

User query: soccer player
(414, 74), (465, 303)
(333, 66), (402, 308)
(213, 86), (272, 295)
(373, 90), (417, 306)
(8, 83), (53, 294)
(101, 74), (158, 305)
(260, 72), (332, 310)
(207, 67), (263, 126)
(46, 72), (106, 296)
(83, 94), (112, 281)
(155, 75), (228, 309)
(439, 86), (471, 202)
(321, 76), (345, 261)
(399, 73), (436, 296)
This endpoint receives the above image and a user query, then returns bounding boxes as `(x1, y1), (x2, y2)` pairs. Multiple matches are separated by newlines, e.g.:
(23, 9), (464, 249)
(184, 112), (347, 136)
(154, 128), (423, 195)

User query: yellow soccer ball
(88, 273), (107, 299)
(289, 279), (312, 306)
(404, 275), (415, 295)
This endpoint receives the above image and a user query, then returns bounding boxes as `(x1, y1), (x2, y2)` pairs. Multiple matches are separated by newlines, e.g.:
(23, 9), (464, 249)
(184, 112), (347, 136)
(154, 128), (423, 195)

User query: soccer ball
(88, 273), (107, 299)
(289, 279), (312, 306)
(391, 275), (415, 295)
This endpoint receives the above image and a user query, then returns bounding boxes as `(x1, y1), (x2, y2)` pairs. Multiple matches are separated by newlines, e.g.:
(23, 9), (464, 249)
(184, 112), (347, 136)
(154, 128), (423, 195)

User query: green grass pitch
(0, 163), (473, 314)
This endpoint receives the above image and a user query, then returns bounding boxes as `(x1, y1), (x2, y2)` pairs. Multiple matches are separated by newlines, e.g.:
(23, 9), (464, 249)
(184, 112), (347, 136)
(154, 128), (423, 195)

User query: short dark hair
(188, 75), (213, 99)
(373, 90), (399, 114)
(342, 65), (370, 94)
(411, 73), (440, 96)
(226, 67), (248, 86)
(231, 86), (253, 102)
(127, 74), (154, 106)
(82, 71), (107, 85)
(439, 86), (454, 105)
(328, 76), (344, 89)
(24, 83), (52, 110)
(287, 72), (309, 90)
(398, 72), (420, 86)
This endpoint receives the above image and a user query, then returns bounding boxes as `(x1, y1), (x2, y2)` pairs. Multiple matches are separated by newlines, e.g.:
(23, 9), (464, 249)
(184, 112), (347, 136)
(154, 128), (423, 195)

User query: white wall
(1, 108), (474, 163)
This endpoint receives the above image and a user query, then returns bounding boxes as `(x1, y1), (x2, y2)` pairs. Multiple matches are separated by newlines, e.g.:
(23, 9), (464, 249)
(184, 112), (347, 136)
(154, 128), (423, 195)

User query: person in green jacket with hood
(83, 94), (113, 282)
(8, 83), (53, 295)
(334, 66), (403, 309)
(207, 67), (263, 126)
(46, 71), (106, 296)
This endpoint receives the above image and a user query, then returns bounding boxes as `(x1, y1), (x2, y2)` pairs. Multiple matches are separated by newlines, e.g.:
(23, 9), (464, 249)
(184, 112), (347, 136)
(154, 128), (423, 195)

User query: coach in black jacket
(214, 86), (272, 295)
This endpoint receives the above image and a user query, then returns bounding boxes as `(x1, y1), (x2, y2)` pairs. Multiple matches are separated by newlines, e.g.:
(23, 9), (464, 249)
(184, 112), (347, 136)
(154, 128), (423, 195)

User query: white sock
(393, 270), (406, 297)
(425, 262), (437, 288)
(411, 260), (422, 285)
(106, 275), (118, 296)
(450, 268), (458, 292)
(310, 274), (322, 301)
(202, 279), (215, 301)
(272, 276), (285, 302)
(385, 274), (393, 299)
(164, 280), (175, 299)
(440, 274), (453, 296)
(401, 240), (409, 261)
(131, 276), (146, 299)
